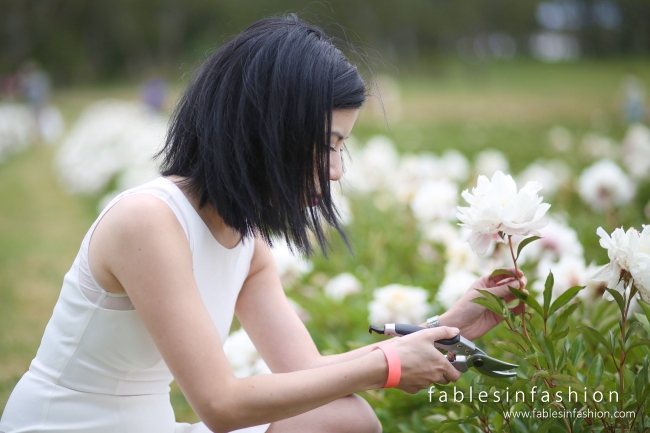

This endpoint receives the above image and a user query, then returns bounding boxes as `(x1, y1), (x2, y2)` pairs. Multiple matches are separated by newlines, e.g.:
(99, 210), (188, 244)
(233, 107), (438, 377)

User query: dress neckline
(159, 176), (243, 251)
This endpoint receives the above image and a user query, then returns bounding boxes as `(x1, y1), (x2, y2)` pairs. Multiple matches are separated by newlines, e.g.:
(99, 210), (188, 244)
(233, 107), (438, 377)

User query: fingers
(444, 362), (462, 382)
(426, 326), (460, 342)
(484, 276), (529, 303)
(509, 303), (526, 316)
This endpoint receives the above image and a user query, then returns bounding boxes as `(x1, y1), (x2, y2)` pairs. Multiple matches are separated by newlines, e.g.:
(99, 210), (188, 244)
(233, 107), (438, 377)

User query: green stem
(508, 235), (529, 341)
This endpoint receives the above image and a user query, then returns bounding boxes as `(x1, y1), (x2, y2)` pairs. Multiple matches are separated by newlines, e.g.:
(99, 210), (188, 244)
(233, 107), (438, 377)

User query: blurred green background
(1, 0), (650, 427)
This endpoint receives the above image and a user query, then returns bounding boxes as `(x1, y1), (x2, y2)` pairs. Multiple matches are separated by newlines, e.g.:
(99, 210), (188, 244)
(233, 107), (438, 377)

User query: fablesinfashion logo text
(428, 386), (619, 404)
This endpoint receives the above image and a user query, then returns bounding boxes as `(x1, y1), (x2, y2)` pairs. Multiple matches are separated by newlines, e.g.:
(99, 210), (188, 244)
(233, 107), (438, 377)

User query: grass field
(1, 58), (649, 422)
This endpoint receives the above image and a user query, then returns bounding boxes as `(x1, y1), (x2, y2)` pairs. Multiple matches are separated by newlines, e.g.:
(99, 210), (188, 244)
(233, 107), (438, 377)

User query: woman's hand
(383, 326), (463, 394)
(435, 268), (528, 341)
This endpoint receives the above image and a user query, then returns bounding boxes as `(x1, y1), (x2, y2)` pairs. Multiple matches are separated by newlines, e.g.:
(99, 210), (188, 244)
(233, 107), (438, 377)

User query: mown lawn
(1, 58), (649, 422)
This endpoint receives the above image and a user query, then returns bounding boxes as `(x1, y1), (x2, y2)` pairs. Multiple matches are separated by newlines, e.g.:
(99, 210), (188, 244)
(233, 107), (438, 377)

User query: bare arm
(98, 195), (390, 433)
(99, 195), (460, 432)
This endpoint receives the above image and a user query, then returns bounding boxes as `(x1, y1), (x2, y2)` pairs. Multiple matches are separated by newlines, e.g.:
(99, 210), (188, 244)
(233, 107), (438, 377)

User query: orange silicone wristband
(371, 345), (401, 388)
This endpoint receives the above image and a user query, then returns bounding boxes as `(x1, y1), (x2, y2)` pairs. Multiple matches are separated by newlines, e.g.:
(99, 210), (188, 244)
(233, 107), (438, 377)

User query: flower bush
(53, 100), (650, 431)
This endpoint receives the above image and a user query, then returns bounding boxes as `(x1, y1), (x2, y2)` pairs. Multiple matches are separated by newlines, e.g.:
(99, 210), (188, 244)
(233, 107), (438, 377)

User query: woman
(0, 14), (527, 433)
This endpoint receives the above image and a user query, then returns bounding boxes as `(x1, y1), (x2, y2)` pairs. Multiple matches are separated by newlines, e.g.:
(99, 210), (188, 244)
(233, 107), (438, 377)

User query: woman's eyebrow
(331, 131), (347, 140)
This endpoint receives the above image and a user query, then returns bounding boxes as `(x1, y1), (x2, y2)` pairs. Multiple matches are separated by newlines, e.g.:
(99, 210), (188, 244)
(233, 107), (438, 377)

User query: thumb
(427, 326), (461, 342)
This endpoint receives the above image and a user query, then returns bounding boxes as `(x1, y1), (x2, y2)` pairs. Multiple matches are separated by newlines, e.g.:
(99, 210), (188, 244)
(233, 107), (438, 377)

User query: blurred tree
(0, 0), (648, 85)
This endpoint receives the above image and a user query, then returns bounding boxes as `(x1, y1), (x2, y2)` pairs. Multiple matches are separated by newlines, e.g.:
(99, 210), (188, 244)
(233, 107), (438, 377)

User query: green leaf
(539, 335), (556, 369)
(553, 303), (579, 333)
(549, 326), (570, 341)
(638, 299), (650, 322)
(624, 321), (644, 344)
(475, 289), (506, 309)
(509, 286), (544, 317)
(548, 286), (585, 317)
(471, 297), (503, 317)
(568, 335), (584, 366)
(556, 346), (568, 371)
(494, 341), (525, 357)
(516, 235), (542, 261)
(605, 288), (626, 316)
(628, 339), (650, 351)
(586, 354), (604, 387)
(578, 326), (614, 355)
(489, 268), (517, 279)
(536, 416), (558, 433)
(543, 270), (554, 318)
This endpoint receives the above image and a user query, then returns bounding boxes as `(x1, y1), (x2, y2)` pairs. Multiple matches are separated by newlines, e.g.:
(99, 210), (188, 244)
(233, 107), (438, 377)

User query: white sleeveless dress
(0, 177), (271, 433)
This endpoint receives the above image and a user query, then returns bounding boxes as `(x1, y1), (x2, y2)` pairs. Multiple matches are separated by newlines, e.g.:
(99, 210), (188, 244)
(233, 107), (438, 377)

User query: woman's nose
(329, 152), (343, 181)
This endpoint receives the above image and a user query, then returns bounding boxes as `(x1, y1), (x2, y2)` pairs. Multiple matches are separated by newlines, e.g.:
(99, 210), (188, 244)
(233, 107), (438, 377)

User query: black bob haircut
(155, 13), (367, 256)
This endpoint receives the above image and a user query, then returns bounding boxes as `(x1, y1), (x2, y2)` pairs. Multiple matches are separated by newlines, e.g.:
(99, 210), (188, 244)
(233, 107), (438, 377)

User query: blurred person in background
(0, 13), (525, 433)
(19, 61), (51, 121)
(141, 74), (169, 113)
(621, 74), (647, 124)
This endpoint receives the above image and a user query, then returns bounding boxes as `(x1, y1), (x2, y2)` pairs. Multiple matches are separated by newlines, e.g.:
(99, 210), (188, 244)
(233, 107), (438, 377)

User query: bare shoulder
(247, 235), (276, 279)
(89, 193), (191, 295)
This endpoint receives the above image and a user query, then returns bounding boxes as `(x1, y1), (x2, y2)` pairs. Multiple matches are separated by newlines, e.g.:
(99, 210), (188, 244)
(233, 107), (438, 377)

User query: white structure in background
(324, 273), (362, 302)
(368, 284), (431, 324)
(529, 32), (580, 62)
(621, 123), (650, 180)
(577, 159), (636, 212)
(223, 327), (271, 378)
(54, 99), (167, 208)
(473, 148), (509, 178)
(269, 240), (313, 288)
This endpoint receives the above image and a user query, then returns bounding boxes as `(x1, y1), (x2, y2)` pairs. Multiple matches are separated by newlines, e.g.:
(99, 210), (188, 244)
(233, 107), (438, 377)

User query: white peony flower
(580, 133), (618, 159)
(421, 221), (461, 248)
(270, 241), (313, 288)
(343, 135), (400, 195)
(577, 160), (636, 212)
(516, 215), (584, 265)
(444, 240), (484, 275)
(436, 270), (479, 310)
(324, 273), (362, 302)
(456, 170), (551, 255)
(55, 99), (166, 196)
(621, 123), (650, 180)
(223, 328), (271, 378)
(534, 255), (601, 303)
(391, 153), (437, 204)
(0, 103), (39, 162)
(474, 149), (509, 178)
(516, 160), (571, 199)
(592, 226), (650, 303)
(368, 284), (431, 324)
(548, 126), (573, 152)
(410, 178), (459, 223)
(438, 150), (471, 183)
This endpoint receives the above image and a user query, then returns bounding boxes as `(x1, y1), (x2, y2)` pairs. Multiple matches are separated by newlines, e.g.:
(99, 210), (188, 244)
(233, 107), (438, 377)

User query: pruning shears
(369, 323), (518, 378)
